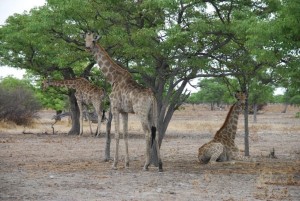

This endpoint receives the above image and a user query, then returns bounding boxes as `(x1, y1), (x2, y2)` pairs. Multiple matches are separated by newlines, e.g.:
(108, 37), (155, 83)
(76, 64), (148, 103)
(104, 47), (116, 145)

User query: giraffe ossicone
(84, 32), (163, 172)
(42, 77), (106, 137)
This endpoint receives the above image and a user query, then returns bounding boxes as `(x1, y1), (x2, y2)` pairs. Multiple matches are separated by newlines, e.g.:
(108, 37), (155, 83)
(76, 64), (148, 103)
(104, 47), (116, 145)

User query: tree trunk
(67, 91), (80, 135)
(149, 76), (189, 166)
(253, 103), (257, 123)
(244, 97), (250, 156)
(281, 90), (289, 113)
(104, 108), (113, 161)
(281, 102), (288, 113)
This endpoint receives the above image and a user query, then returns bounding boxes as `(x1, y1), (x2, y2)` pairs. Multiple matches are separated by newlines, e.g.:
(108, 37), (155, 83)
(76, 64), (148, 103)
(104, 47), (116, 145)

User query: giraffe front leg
(122, 113), (129, 168)
(112, 111), (120, 170)
(95, 106), (102, 137)
(77, 100), (84, 136)
(95, 113), (102, 137)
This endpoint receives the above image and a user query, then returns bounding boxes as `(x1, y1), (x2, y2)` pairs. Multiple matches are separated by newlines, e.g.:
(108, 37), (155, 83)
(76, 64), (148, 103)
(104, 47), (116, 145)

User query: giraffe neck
(90, 44), (132, 86)
(48, 78), (84, 90)
(213, 102), (243, 142)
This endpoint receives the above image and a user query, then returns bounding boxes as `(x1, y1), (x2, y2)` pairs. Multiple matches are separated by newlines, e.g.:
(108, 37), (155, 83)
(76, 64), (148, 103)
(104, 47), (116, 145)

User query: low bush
(0, 86), (41, 125)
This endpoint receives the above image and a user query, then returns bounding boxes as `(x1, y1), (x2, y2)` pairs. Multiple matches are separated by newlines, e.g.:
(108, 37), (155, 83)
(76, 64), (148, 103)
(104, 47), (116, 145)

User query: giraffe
(198, 91), (249, 164)
(42, 77), (106, 137)
(84, 32), (163, 172)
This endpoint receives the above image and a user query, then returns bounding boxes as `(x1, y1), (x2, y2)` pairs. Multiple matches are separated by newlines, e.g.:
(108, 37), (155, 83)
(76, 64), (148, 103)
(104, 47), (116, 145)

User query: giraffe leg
(121, 113), (129, 168)
(76, 98), (84, 136)
(94, 104), (102, 137)
(208, 143), (224, 165)
(143, 131), (151, 171)
(112, 111), (120, 170)
(154, 132), (163, 172)
(141, 121), (151, 171)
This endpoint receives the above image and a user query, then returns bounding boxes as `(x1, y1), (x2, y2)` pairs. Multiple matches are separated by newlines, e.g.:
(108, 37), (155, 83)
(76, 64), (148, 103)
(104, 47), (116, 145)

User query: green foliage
(248, 80), (274, 105)
(187, 78), (235, 105)
(0, 76), (32, 89)
(290, 95), (300, 106)
(272, 95), (285, 103)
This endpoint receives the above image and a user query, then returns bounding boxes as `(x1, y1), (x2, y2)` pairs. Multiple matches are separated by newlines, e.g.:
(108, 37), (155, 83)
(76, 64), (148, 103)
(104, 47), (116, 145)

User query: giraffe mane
(94, 44), (132, 78)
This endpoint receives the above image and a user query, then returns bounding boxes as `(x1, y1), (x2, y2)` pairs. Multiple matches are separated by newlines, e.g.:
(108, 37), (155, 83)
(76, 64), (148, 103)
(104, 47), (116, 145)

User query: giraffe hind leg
(208, 143), (224, 165)
(121, 113), (129, 168)
(140, 120), (151, 171)
(112, 111), (120, 170)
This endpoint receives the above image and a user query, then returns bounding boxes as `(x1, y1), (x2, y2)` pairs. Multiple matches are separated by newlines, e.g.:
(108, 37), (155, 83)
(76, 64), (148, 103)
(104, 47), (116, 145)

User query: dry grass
(1, 104), (299, 200)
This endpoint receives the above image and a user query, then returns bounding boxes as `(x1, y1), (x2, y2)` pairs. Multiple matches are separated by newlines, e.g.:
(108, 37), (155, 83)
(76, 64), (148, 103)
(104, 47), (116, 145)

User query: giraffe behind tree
(84, 32), (163, 172)
(198, 91), (249, 164)
(42, 77), (106, 137)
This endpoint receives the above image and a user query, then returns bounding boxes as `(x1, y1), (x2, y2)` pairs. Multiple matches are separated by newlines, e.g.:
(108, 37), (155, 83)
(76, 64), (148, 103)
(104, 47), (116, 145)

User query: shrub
(0, 85), (41, 125)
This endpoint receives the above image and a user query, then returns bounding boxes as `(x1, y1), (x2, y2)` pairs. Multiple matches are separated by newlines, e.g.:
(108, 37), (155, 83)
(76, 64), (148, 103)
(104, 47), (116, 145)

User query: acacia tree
(202, 0), (300, 156)
(37, 0), (240, 144)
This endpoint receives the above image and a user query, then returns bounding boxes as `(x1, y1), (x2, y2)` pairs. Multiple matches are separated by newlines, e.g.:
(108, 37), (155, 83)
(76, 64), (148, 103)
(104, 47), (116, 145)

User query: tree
(1, 0), (237, 139)
(248, 80), (274, 122)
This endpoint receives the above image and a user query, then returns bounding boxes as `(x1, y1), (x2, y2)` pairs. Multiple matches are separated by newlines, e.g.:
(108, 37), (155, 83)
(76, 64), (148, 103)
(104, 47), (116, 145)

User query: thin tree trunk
(104, 109), (112, 161)
(244, 98), (250, 156)
(281, 102), (288, 113)
(253, 103), (257, 123)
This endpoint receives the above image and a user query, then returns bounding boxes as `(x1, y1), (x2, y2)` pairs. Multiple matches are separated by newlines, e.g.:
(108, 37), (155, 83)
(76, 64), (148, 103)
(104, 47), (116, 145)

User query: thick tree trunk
(149, 76), (189, 166)
(67, 91), (80, 135)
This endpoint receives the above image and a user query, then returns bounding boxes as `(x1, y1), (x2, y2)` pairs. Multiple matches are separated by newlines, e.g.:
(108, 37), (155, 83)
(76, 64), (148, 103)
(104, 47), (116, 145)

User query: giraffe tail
(151, 126), (156, 147)
(150, 96), (158, 148)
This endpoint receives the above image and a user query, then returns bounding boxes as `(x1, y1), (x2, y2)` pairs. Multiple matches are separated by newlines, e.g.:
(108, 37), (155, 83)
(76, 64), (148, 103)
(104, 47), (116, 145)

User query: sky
(0, 0), (46, 79)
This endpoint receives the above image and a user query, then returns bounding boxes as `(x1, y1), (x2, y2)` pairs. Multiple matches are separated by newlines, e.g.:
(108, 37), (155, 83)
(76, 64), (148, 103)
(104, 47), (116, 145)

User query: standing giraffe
(42, 77), (106, 137)
(84, 32), (163, 172)
(198, 91), (249, 164)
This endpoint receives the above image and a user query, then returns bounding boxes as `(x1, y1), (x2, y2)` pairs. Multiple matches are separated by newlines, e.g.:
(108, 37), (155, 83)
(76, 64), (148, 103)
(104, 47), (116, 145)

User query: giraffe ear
(80, 33), (85, 39)
(93, 35), (100, 42)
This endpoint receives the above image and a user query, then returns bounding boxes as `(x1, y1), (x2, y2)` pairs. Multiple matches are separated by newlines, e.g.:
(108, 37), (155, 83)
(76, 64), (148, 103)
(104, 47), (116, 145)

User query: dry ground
(0, 104), (299, 201)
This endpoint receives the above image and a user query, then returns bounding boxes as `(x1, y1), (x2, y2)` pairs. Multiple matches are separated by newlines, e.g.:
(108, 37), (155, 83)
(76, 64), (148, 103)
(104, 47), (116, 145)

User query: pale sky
(0, 0), (46, 79)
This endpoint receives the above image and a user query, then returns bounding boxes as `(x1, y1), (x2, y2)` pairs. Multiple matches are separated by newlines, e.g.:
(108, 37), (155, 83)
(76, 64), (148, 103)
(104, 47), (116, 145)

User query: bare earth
(0, 104), (299, 201)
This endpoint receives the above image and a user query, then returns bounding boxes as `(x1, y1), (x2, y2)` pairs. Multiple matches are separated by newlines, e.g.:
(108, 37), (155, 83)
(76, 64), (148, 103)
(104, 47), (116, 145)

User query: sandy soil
(0, 104), (299, 201)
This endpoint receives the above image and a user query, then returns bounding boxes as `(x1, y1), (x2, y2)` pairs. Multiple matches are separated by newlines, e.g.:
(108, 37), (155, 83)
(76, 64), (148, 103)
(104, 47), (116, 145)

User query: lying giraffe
(84, 32), (162, 172)
(42, 77), (106, 137)
(198, 91), (250, 164)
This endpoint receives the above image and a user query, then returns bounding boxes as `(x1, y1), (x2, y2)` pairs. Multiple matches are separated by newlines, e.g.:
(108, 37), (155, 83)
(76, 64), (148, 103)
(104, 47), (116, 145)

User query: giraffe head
(235, 91), (246, 105)
(84, 32), (100, 49)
